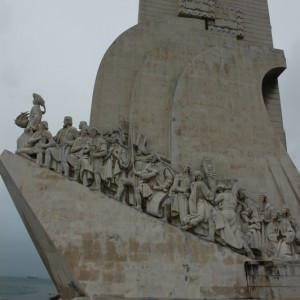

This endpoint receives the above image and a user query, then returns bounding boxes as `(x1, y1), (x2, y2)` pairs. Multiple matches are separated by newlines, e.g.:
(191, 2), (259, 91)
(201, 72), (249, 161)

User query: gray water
(0, 276), (57, 300)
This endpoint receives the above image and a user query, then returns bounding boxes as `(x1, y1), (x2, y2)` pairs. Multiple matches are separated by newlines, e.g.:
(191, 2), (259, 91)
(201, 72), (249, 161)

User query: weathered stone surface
(245, 261), (300, 299)
(91, 17), (300, 217)
(0, 150), (250, 299)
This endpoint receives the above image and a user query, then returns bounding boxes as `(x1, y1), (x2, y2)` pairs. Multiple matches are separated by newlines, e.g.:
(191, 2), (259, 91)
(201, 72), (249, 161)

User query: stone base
(2, 150), (300, 300)
(245, 261), (300, 299)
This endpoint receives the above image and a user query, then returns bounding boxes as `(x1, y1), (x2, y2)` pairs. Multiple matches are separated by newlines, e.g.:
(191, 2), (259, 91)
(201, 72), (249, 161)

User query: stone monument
(1, 1), (300, 299)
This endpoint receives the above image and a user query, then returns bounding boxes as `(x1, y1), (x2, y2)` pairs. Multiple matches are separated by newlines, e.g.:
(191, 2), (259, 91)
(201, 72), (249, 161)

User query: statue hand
(133, 169), (141, 176)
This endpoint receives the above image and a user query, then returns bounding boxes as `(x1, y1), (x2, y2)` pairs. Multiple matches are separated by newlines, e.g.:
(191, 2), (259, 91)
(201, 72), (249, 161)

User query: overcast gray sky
(0, 1), (300, 278)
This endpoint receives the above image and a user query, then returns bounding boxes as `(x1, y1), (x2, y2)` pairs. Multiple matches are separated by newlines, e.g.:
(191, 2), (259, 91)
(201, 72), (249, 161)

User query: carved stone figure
(12, 108), (300, 261)
(170, 164), (192, 225)
(77, 142), (94, 187)
(15, 93), (46, 152)
(16, 121), (55, 165)
(257, 192), (273, 247)
(281, 204), (300, 253)
(236, 188), (259, 234)
(241, 207), (262, 250)
(27, 93), (46, 132)
(266, 210), (299, 261)
(78, 121), (88, 136)
(182, 170), (216, 240)
(214, 183), (244, 249)
(89, 127), (108, 191)
(102, 132), (129, 196)
(68, 126), (92, 182)
(114, 144), (152, 208)
(133, 153), (173, 213)
(44, 116), (78, 177)
(202, 157), (217, 193)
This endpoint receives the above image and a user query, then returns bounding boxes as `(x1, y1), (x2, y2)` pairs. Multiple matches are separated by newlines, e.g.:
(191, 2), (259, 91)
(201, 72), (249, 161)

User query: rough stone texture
(90, 14), (299, 215)
(138, 0), (273, 47)
(0, 150), (250, 299)
(245, 261), (300, 299)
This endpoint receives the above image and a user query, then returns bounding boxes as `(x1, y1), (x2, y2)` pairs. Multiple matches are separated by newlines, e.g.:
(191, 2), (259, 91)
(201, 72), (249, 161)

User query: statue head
(271, 209), (280, 221)
(237, 188), (246, 201)
(79, 121), (88, 130)
(150, 153), (160, 163)
(89, 127), (99, 138)
(33, 93), (45, 105)
(81, 126), (89, 136)
(216, 183), (226, 194)
(281, 204), (290, 216)
(257, 192), (267, 205)
(40, 121), (48, 130)
(194, 170), (204, 181)
(182, 164), (191, 174)
(63, 116), (73, 127)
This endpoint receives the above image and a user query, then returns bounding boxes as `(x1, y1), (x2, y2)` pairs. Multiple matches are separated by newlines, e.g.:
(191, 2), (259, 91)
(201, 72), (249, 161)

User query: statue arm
(200, 182), (214, 201)
(118, 147), (129, 169)
(141, 170), (157, 180)
(170, 175), (181, 195)
(93, 142), (108, 158)
(42, 132), (56, 148)
(162, 168), (173, 190)
(28, 133), (41, 145)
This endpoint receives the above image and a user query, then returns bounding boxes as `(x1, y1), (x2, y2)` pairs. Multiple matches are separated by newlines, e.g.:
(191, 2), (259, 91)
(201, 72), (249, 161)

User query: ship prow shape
(1, 150), (251, 299)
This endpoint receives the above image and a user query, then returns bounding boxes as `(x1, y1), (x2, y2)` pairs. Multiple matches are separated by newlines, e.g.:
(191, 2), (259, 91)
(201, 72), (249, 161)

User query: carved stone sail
(2, 0), (300, 299)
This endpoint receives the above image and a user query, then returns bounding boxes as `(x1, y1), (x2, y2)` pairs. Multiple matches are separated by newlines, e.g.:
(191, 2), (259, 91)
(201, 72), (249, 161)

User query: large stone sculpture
(15, 93), (46, 152)
(12, 107), (300, 261)
(2, 0), (300, 299)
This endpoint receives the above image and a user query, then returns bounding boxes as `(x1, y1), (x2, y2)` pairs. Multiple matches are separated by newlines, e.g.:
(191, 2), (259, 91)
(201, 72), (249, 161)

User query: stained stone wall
(245, 261), (300, 299)
(138, 0), (273, 47)
(0, 150), (250, 300)
(136, 0), (285, 145)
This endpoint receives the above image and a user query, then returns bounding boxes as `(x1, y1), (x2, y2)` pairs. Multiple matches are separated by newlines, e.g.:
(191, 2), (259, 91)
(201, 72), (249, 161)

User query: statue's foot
(135, 206), (143, 212)
(90, 186), (100, 191)
(69, 177), (77, 181)
(180, 225), (191, 231)
(207, 236), (215, 242)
